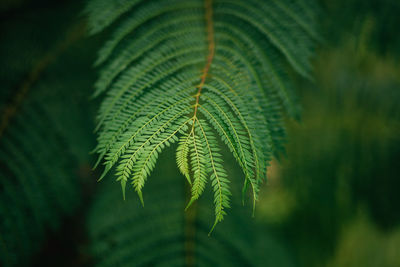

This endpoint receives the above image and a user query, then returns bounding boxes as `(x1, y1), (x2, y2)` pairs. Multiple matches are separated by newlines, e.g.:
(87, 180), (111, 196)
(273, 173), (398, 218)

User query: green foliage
(1, 0), (399, 266)
(320, 0), (400, 57)
(261, 28), (400, 266)
(0, 13), (99, 264)
(88, 150), (296, 266)
(87, 0), (318, 229)
(0, 102), (81, 266)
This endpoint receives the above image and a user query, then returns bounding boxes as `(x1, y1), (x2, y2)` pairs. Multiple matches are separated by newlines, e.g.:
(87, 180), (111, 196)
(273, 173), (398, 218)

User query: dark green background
(0, 0), (399, 266)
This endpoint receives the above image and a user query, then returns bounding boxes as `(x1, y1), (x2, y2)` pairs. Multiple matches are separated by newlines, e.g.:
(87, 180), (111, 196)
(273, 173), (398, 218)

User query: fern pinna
(86, 0), (317, 231)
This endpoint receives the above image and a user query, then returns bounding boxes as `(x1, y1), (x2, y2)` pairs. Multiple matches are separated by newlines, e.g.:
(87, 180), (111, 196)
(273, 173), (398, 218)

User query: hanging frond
(86, 0), (318, 229)
(176, 132), (192, 184)
(88, 164), (296, 266)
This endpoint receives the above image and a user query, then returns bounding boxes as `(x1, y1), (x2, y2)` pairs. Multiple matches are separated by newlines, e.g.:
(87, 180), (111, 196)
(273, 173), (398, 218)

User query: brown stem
(185, 0), (215, 265)
(191, 0), (215, 130)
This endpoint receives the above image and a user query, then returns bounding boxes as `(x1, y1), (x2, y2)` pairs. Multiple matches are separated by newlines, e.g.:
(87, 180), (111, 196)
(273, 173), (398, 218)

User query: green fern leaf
(87, 0), (318, 230)
(185, 126), (209, 211)
(176, 132), (192, 185)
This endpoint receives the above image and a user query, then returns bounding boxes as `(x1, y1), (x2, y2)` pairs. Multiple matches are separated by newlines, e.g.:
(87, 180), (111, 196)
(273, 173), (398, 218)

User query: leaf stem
(191, 0), (215, 131)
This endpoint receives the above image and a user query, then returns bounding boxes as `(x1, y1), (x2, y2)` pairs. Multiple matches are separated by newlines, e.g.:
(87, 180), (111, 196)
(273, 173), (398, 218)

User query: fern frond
(87, 0), (318, 229)
(130, 117), (190, 204)
(185, 127), (208, 210)
(176, 132), (192, 184)
(0, 86), (90, 267)
(196, 119), (231, 233)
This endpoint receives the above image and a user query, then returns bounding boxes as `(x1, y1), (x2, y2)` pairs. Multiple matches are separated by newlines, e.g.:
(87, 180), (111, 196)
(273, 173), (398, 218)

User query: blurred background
(0, 0), (399, 266)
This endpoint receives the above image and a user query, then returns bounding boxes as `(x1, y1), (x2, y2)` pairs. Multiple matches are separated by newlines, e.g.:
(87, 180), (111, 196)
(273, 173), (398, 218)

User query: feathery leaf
(87, 0), (318, 229)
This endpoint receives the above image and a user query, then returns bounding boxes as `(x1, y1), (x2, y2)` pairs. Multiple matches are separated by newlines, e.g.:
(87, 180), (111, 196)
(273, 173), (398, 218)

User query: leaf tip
(185, 198), (196, 211)
(138, 191), (144, 207)
(121, 180), (126, 200)
(208, 220), (218, 236)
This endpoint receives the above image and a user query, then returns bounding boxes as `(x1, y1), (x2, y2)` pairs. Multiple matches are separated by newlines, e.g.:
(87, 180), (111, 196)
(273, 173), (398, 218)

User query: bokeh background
(0, 0), (399, 266)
